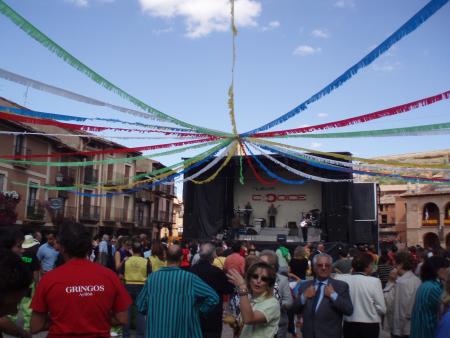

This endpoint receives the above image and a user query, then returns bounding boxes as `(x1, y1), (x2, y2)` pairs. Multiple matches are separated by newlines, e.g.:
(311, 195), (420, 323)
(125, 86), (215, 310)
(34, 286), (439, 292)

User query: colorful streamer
(0, 137), (217, 159)
(0, 111), (210, 136)
(248, 138), (450, 169)
(242, 0), (449, 135)
(14, 140), (230, 192)
(252, 90), (450, 137)
(238, 141), (245, 185)
(256, 142), (450, 184)
(0, 131), (200, 140)
(0, 139), (223, 167)
(0, 1), (230, 137)
(228, 0), (239, 136)
(0, 105), (206, 135)
(240, 141), (278, 187)
(244, 142), (306, 185)
(275, 122), (450, 138)
(247, 142), (353, 183)
(190, 141), (238, 184)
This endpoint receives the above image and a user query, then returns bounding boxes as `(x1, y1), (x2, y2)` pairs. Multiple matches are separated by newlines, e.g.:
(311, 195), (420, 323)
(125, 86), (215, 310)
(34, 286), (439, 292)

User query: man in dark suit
(293, 253), (353, 338)
(190, 242), (234, 338)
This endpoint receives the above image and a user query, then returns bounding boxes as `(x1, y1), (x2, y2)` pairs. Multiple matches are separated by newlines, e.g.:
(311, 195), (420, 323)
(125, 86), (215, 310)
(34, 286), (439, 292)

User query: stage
(182, 154), (378, 245)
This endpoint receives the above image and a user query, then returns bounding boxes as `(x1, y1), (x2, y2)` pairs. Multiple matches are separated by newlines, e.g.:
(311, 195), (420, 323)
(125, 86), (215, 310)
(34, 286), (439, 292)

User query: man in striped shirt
(137, 244), (219, 338)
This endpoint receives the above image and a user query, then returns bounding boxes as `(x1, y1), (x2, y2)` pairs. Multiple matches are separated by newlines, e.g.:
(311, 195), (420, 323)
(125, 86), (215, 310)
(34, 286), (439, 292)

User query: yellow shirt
(213, 256), (226, 270)
(124, 256), (148, 285)
(149, 255), (166, 273)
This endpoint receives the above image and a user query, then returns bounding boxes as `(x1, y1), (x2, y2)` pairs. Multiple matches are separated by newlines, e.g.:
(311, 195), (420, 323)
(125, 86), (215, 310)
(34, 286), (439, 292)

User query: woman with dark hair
(149, 241), (166, 273)
(227, 262), (281, 338)
(410, 256), (450, 338)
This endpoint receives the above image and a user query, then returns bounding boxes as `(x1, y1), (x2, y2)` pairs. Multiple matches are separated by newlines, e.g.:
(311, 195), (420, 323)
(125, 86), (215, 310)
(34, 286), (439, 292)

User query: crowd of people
(1, 222), (450, 338)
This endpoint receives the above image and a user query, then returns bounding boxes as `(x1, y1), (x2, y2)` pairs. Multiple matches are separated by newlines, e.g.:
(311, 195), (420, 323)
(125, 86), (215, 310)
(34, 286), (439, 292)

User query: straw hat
(22, 235), (40, 249)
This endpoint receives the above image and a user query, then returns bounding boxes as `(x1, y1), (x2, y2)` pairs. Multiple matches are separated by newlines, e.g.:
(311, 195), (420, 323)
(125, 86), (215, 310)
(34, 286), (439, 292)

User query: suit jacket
(293, 278), (353, 338)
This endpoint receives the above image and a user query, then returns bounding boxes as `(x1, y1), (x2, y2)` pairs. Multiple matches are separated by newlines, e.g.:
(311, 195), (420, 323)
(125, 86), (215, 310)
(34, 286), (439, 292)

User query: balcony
(136, 215), (150, 228)
(444, 219), (450, 226)
(135, 189), (154, 203)
(104, 172), (130, 187)
(120, 211), (135, 224)
(13, 147), (31, 169)
(158, 210), (172, 223)
(56, 168), (76, 187)
(26, 201), (45, 221)
(79, 205), (100, 222)
(83, 168), (98, 185)
(422, 219), (439, 226)
(50, 206), (77, 225)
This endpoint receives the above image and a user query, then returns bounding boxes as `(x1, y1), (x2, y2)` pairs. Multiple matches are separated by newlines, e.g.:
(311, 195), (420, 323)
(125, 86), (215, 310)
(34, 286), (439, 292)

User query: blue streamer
(0, 105), (194, 133)
(73, 148), (221, 197)
(244, 143), (306, 184)
(259, 144), (450, 184)
(242, 0), (449, 136)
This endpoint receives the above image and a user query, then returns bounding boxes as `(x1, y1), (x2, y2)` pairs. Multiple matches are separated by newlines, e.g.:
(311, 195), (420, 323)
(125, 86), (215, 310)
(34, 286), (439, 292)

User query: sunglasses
(251, 274), (270, 283)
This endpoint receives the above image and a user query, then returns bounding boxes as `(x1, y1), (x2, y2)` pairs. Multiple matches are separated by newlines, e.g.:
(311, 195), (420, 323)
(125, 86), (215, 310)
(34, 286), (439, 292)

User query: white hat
(22, 235), (40, 249)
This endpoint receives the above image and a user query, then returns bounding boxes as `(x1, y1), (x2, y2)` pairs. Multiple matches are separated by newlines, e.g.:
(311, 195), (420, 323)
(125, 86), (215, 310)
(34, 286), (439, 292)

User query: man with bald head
(137, 244), (219, 338)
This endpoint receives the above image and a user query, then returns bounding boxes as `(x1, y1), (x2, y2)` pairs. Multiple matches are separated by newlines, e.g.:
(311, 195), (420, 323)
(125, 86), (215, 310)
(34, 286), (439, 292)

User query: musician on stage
(299, 213), (312, 243)
(268, 203), (278, 228)
(244, 201), (252, 227)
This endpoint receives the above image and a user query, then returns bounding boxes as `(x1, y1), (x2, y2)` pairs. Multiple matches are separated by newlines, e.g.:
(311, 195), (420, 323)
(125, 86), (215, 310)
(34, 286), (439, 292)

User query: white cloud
(152, 27), (174, 35)
(65, 0), (114, 6)
(261, 20), (280, 31)
(293, 45), (321, 56)
(311, 29), (329, 39)
(310, 142), (322, 149)
(317, 113), (329, 118)
(372, 61), (401, 73)
(138, 0), (262, 38)
(66, 0), (89, 7)
(333, 0), (355, 8)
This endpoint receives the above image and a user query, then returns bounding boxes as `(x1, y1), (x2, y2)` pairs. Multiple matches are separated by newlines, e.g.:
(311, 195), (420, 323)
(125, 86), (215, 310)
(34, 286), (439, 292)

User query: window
(381, 215), (387, 224)
(14, 135), (24, 155)
(0, 173), (5, 192)
(28, 187), (37, 207)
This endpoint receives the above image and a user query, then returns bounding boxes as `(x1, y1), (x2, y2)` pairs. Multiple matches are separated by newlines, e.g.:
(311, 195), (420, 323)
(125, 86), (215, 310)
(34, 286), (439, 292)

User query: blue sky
(0, 0), (449, 166)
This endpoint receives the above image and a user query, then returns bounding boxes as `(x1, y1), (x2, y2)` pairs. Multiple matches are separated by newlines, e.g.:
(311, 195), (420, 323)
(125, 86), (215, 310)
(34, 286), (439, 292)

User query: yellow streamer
(249, 138), (450, 169)
(191, 141), (237, 184)
(228, 0), (238, 136)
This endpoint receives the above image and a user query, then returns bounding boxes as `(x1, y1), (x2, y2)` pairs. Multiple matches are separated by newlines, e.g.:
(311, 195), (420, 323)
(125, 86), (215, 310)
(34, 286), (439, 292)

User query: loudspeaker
(351, 220), (375, 244)
(352, 183), (376, 220)
(277, 234), (287, 243)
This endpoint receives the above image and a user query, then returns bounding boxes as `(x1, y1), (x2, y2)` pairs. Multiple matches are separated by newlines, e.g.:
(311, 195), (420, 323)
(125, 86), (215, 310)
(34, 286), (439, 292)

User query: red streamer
(0, 111), (211, 138)
(251, 90), (450, 137)
(240, 141), (278, 187)
(0, 137), (218, 159)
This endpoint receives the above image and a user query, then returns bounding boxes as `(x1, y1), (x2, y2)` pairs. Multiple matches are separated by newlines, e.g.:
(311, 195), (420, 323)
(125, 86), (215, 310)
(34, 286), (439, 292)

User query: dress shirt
(301, 279), (338, 310)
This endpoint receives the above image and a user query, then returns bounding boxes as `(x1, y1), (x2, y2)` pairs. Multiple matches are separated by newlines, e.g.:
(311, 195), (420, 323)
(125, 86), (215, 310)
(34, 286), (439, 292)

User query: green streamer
(239, 153), (244, 185)
(0, 0), (231, 138)
(12, 139), (232, 191)
(0, 140), (225, 167)
(275, 122), (450, 138)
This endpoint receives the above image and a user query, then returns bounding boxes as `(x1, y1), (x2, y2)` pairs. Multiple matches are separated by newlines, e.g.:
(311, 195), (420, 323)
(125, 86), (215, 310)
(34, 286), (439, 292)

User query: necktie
(312, 282), (324, 313)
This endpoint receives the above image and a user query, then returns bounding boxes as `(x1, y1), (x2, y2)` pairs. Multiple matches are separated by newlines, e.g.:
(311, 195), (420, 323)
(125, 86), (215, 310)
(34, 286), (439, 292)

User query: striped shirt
(136, 266), (219, 338)
(410, 279), (443, 338)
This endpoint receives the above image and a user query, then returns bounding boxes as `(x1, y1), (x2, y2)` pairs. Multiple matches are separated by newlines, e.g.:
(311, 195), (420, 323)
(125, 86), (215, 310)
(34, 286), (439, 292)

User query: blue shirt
(301, 279), (338, 311)
(36, 243), (59, 272)
(136, 266), (219, 338)
(410, 280), (443, 338)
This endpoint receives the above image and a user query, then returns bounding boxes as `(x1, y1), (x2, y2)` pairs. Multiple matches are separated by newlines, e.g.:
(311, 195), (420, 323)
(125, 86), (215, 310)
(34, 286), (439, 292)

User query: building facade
(0, 97), (176, 238)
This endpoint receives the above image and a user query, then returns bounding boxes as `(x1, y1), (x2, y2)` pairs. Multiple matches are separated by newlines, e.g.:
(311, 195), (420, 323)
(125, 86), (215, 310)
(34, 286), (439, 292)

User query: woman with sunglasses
(227, 262), (281, 338)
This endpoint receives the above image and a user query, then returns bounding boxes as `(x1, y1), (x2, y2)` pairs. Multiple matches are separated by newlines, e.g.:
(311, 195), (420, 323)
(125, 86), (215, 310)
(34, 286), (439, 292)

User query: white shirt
(336, 273), (386, 323)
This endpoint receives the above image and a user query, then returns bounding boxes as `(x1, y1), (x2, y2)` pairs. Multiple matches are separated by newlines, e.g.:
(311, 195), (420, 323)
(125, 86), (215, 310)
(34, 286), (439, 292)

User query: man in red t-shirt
(30, 222), (131, 337)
